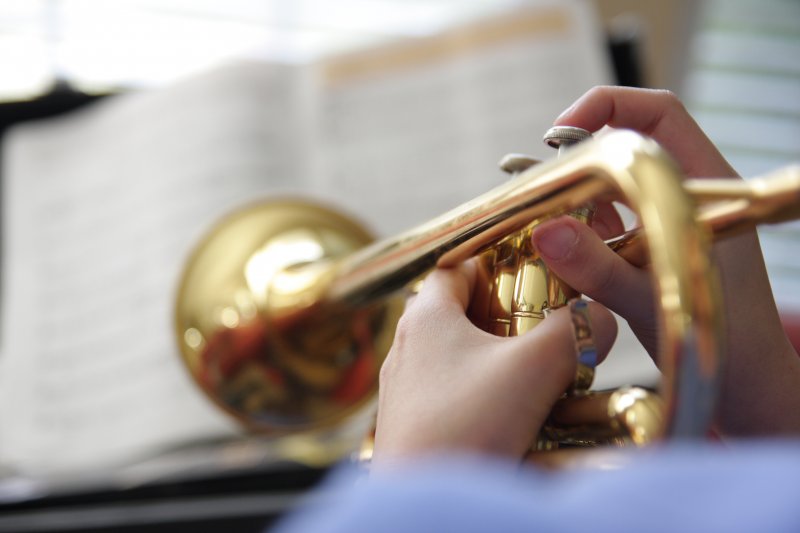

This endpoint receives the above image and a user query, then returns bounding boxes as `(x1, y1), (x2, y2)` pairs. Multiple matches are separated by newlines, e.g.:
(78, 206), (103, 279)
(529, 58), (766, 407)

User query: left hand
(372, 260), (617, 465)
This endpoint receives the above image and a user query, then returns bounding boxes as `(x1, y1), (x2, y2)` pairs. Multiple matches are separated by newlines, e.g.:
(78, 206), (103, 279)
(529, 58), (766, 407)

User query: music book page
(0, 0), (617, 477)
(0, 63), (323, 475)
(315, 3), (612, 236)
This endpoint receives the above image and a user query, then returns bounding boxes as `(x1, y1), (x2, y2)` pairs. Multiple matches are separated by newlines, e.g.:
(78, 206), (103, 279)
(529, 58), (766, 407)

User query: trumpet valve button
(498, 153), (541, 174)
(543, 126), (592, 153)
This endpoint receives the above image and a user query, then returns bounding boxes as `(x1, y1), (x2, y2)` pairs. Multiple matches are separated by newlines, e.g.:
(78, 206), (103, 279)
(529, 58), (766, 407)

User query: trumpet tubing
(470, 206), (593, 332)
(174, 130), (800, 465)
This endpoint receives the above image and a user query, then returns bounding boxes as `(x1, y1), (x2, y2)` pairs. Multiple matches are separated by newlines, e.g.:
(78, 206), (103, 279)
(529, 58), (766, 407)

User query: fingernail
(569, 299), (597, 369)
(535, 223), (577, 260)
(568, 298), (596, 393)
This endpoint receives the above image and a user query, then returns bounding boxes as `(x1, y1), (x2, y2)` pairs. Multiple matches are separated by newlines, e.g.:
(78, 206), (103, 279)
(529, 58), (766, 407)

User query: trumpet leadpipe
(610, 164), (800, 267)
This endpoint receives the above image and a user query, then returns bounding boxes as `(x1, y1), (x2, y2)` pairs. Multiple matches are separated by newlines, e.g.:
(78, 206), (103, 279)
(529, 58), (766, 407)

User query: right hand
(532, 86), (800, 437)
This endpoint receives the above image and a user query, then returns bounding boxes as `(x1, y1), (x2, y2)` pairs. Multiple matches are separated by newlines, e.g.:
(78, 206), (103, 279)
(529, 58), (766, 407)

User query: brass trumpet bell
(175, 200), (404, 434)
(174, 130), (800, 464)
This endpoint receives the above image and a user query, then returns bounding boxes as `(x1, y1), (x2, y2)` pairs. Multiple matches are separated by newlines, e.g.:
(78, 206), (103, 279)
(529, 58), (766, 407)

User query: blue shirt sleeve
(272, 441), (800, 533)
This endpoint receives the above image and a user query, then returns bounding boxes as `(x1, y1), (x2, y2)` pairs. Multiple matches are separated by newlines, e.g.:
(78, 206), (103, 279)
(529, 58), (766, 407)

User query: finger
(531, 216), (654, 320)
(501, 302), (618, 418)
(511, 300), (617, 367)
(590, 201), (626, 240)
(412, 260), (478, 313)
(554, 86), (737, 178)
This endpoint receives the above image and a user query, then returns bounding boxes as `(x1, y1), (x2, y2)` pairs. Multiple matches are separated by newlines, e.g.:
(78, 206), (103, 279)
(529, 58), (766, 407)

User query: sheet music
(316, 2), (612, 236)
(0, 62), (318, 474)
(0, 1), (623, 476)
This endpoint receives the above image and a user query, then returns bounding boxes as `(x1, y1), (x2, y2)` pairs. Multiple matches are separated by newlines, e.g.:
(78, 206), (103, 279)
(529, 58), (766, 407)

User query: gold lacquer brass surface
(175, 129), (800, 466)
(538, 387), (663, 448)
(175, 199), (404, 439)
(470, 206), (592, 337)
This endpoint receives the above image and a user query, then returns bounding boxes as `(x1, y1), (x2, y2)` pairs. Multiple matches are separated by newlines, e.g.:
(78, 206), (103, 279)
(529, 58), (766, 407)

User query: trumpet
(174, 129), (800, 466)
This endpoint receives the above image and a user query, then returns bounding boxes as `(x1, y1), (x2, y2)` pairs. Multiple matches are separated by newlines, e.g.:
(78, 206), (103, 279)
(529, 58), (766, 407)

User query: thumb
(499, 301), (618, 429)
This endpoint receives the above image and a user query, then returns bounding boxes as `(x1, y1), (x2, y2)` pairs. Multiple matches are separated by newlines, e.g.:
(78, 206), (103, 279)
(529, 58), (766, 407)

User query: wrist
(716, 335), (800, 437)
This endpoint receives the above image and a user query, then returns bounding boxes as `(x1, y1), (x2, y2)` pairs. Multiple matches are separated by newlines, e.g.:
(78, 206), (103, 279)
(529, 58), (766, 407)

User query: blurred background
(1, 0), (797, 291)
(0, 0), (693, 98)
(1, 0), (799, 447)
(0, 0), (798, 530)
(2, 0), (797, 386)
(0, 0), (798, 445)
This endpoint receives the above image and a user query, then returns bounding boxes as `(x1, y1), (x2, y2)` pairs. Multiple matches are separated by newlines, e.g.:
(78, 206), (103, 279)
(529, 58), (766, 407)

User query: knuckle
(588, 84), (612, 97)
(391, 312), (415, 352)
(391, 299), (442, 349)
(381, 298), (447, 386)
(378, 352), (393, 386)
(655, 89), (685, 113)
(396, 303), (429, 335)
